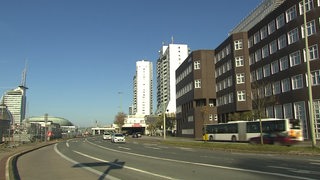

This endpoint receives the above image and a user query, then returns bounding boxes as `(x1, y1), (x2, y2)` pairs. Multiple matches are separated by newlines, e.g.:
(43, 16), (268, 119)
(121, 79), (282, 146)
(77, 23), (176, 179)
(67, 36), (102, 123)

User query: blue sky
(0, 0), (262, 127)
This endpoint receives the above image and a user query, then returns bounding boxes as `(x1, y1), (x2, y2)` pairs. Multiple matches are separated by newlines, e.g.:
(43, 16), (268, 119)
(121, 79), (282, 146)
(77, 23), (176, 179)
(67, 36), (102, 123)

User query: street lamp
(303, 0), (316, 147)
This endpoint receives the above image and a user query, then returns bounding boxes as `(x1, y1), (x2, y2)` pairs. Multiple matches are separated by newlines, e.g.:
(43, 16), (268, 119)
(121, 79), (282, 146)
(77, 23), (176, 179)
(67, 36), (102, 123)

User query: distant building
(2, 86), (27, 125)
(176, 50), (216, 139)
(0, 103), (13, 142)
(156, 43), (189, 114)
(133, 60), (153, 116)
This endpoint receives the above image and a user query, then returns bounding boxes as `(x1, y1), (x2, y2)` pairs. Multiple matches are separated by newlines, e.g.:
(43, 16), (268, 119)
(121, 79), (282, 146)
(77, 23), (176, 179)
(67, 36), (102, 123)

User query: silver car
(103, 132), (111, 140)
(111, 133), (126, 143)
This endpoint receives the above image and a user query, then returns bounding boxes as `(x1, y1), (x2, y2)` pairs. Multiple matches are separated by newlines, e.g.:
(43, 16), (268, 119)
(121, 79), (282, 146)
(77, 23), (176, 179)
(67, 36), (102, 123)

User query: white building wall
(157, 43), (189, 114)
(135, 60), (153, 116)
(167, 44), (189, 113)
(2, 86), (27, 125)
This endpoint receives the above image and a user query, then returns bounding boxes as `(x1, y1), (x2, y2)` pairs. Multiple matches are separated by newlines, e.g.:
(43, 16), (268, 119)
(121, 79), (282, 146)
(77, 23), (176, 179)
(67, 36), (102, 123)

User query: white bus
(202, 118), (303, 142)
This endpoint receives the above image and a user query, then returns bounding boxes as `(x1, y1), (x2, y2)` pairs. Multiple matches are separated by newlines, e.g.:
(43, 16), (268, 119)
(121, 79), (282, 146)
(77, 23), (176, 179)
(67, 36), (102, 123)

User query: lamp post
(303, 0), (316, 147)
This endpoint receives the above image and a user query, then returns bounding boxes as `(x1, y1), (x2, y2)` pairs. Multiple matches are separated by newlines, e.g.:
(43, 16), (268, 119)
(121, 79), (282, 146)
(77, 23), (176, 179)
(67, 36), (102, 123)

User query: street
(16, 136), (320, 180)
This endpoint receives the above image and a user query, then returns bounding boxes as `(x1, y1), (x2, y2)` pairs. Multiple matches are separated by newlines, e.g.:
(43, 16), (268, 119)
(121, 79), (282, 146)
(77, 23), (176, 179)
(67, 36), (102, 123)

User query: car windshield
(114, 134), (123, 137)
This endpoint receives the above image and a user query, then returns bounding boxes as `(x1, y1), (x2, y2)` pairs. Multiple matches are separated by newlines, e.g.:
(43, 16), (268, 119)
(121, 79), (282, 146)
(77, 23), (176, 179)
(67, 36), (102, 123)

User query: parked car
(249, 132), (298, 146)
(132, 132), (142, 138)
(111, 133), (126, 143)
(103, 132), (112, 140)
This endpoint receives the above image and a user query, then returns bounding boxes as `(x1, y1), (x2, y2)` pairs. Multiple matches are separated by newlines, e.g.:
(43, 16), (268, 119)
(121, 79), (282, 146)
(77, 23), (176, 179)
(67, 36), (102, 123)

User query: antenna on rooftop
(20, 59), (28, 87)
(171, 36), (174, 44)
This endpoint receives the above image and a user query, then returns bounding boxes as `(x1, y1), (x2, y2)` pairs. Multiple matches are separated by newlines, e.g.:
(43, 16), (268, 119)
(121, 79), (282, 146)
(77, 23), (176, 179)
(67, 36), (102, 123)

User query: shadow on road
(73, 159), (125, 180)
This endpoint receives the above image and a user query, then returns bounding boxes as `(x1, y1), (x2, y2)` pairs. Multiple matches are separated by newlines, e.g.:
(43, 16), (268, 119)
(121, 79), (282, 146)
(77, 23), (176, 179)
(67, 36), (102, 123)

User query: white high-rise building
(133, 60), (153, 116)
(156, 43), (189, 114)
(2, 86), (27, 125)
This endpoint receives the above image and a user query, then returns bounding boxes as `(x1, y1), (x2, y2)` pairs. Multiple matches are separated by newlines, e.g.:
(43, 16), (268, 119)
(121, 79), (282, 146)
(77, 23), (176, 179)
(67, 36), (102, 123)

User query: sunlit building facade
(156, 43), (189, 114)
(2, 86), (27, 125)
(133, 60), (153, 116)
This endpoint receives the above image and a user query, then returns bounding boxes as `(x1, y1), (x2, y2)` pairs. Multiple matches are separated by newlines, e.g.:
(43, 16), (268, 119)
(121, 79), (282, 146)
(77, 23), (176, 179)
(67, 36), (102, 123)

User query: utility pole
(44, 113), (48, 142)
(303, 0), (316, 147)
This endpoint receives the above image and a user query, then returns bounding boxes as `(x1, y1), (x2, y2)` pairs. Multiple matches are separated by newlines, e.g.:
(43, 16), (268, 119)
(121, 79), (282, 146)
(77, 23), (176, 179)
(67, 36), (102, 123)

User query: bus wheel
(209, 136), (213, 141)
(231, 136), (237, 142)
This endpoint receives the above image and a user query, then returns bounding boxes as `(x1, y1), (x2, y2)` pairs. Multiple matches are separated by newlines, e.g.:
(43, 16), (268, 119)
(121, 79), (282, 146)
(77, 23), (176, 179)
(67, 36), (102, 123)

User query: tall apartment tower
(156, 43), (189, 114)
(2, 86), (27, 125)
(133, 60), (153, 116)
(2, 66), (28, 125)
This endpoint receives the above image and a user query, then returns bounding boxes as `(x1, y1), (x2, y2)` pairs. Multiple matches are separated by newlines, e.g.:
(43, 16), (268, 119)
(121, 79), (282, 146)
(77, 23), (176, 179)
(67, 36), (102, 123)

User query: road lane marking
(54, 144), (120, 180)
(87, 140), (316, 180)
(144, 146), (161, 150)
(73, 150), (176, 180)
(118, 146), (131, 150)
(268, 166), (320, 175)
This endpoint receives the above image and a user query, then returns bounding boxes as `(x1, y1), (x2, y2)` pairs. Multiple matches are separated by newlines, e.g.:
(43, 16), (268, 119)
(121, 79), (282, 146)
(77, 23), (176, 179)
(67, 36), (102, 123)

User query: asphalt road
(16, 137), (320, 180)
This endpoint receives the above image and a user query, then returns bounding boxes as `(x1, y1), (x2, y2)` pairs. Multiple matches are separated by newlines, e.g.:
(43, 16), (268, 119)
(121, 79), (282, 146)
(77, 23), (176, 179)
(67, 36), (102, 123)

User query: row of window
(249, 0), (317, 48)
(253, 70), (320, 99)
(251, 44), (319, 82)
(217, 69), (320, 107)
(176, 82), (193, 99)
(250, 19), (318, 65)
(176, 64), (192, 84)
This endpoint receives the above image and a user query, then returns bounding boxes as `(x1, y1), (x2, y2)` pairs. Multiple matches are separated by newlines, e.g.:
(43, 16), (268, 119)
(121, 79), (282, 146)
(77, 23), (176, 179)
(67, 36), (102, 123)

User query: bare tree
(114, 112), (126, 133)
(251, 81), (276, 145)
(201, 106), (209, 141)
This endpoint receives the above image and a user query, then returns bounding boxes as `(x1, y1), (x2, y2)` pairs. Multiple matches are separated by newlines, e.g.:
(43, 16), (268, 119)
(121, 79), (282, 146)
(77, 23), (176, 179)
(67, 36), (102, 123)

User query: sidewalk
(0, 141), (57, 180)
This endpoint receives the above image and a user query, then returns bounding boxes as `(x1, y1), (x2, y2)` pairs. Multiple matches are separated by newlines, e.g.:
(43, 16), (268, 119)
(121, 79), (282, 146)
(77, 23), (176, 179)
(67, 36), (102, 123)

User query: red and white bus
(202, 118), (303, 142)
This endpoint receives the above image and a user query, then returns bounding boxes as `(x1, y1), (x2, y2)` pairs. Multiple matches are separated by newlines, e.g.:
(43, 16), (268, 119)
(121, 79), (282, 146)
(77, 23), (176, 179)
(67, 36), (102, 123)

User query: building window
(194, 61), (200, 70)
(304, 44), (319, 61)
(276, 13), (285, 29)
(289, 51), (301, 67)
(278, 34), (287, 50)
(268, 20), (276, 34)
(280, 56), (289, 71)
(274, 105), (283, 118)
(299, 0), (314, 15)
(235, 56), (244, 67)
(248, 36), (254, 48)
(269, 40), (277, 55)
(273, 81), (281, 95)
(256, 67), (263, 80)
(266, 106), (274, 117)
(263, 64), (271, 77)
(249, 53), (255, 65)
(254, 32), (260, 44)
(288, 28), (299, 45)
(236, 73), (245, 84)
(255, 49), (262, 62)
(301, 20), (316, 38)
(311, 70), (320, 86)
(234, 40), (243, 50)
(237, 91), (246, 101)
(282, 78), (291, 92)
(262, 45), (269, 58)
(271, 60), (279, 74)
(292, 74), (303, 90)
(264, 84), (272, 97)
(286, 5), (297, 23)
(250, 71), (256, 82)
(283, 103), (293, 119)
(260, 26), (268, 40)
(194, 79), (201, 88)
